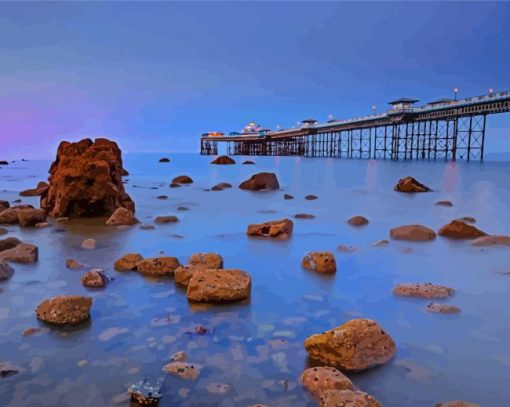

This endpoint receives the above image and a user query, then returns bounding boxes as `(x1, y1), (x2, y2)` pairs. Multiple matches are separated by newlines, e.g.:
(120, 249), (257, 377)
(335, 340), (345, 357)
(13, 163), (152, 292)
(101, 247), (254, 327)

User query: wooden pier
(200, 91), (510, 161)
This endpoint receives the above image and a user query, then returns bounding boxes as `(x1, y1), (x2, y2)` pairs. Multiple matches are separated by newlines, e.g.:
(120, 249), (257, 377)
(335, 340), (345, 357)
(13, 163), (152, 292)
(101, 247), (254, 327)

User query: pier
(200, 91), (510, 161)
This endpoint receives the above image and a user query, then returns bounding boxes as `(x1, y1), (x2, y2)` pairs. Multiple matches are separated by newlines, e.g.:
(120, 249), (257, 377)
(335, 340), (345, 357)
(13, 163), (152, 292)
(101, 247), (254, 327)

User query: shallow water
(1, 153), (510, 407)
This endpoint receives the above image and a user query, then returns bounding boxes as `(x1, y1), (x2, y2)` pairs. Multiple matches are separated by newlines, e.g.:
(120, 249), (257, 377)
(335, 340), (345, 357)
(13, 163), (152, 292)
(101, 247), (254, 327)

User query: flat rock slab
(187, 268), (251, 302)
(390, 224), (436, 241)
(114, 253), (144, 271)
(239, 172), (279, 190)
(394, 176), (431, 193)
(247, 218), (293, 240)
(300, 366), (353, 398)
(320, 389), (382, 407)
(472, 235), (510, 247)
(0, 242), (38, 264)
(393, 283), (454, 299)
(304, 318), (396, 372)
(302, 251), (336, 274)
(36, 295), (92, 325)
(162, 361), (201, 381)
(189, 253), (223, 269)
(438, 220), (487, 239)
(426, 303), (461, 314)
(136, 257), (180, 276)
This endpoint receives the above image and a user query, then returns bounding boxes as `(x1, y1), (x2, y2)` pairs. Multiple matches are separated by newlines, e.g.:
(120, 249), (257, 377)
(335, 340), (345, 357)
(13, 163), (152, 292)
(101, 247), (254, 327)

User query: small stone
(348, 215), (369, 226)
(393, 283), (454, 299)
(300, 366), (353, 398)
(337, 245), (357, 253)
(435, 200), (453, 207)
(0, 228), (7, 236)
(171, 175), (193, 184)
(22, 327), (49, 337)
(155, 216), (179, 224)
(170, 351), (187, 362)
(247, 218), (293, 240)
(283, 193), (294, 200)
(81, 239), (96, 250)
(302, 252), (336, 274)
(157, 195), (168, 200)
(371, 239), (389, 247)
(140, 224), (156, 230)
(0, 261), (14, 281)
(394, 176), (431, 193)
(206, 383), (231, 395)
(243, 160), (255, 165)
(159, 157), (170, 162)
(114, 253), (143, 271)
(294, 213), (315, 219)
(305, 194), (318, 200)
(210, 155), (235, 165)
(438, 220), (487, 239)
(390, 225), (436, 241)
(65, 259), (84, 269)
(81, 269), (106, 288)
(162, 362), (201, 381)
(426, 303), (461, 314)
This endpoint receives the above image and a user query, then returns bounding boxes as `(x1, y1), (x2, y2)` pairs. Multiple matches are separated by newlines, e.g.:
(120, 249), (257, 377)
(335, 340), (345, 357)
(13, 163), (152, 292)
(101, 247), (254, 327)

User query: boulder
(162, 361), (201, 381)
(65, 259), (84, 269)
(348, 215), (369, 226)
(0, 160), (8, 165)
(304, 318), (396, 372)
(243, 160), (255, 165)
(41, 138), (135, 218)
(305, 194), (318, 200)
(435, 402), (481, 407)
(159, 157), (170, 163)
(435, 200), (453, 207)
(187, 268), (251, 302)
(294, 213), (315, 220)
(394, 176), (431, 192)
(283, 193), (294, 200)
(393, 283), (454, 299)
(114, 253), (144, 271)
(81, 239), (96, 250)
(426, 303), (461, 314)
(300, 366), (353, 398)
(0, 240), (38, 263)
(136, 257), (180, 276)
(0, 261), (14, 281)
(438, 220), (487, 239)
(171, 175), (193, 184)
(320, 390), (382, 407)
(247, 218), (293, 240)
(189, 252), (224, 269)
(472, 235), (510, 247)
(0, 208), (22, 224)
(302, 252), (336, 274)
(81, 269), (106, 288)
(105, 208), (139, 226)
(239, 172), (279, 191)
(18, 208), (47, 227)
(19, 182), (49, 197)
(210, 155), (236, 165)
(390, 224), (436, 241)
(155, 216), (178, 224)
(36, 295), (92, 325)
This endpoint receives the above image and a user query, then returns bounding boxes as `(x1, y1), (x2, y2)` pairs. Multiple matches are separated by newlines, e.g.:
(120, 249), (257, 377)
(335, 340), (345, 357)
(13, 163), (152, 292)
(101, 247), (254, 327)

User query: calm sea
(1, 153), (510, 406)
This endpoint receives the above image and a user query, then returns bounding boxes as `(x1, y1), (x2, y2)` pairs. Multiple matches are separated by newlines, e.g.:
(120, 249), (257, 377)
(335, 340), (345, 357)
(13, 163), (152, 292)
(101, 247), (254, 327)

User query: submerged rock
(394, 176), (431, 192)
(189, 252), (223, 269)
(162, 361), (201, 381)
(305, 194), (318, 200)
(136, 257), (180, 276)
(247, 218), (293, 240)
(0, 239), (38, 263)
(81, 239), (96, 250)
(294, 213), (315, 220)
(438, 220), (487, 239)
(36, 295), (92, 325)
(171, 175), (193, 185)
(206, 383), (231, 395)
(472, 235), (510, 247)
(304, 318), (396, 372)
(114, 253), (144, 271)
(320, 389), (382, 407)
(105, 208), (139, 226)
(0, 261), (14, 281)
(159, 157), (170, 163)
(187, 268), (251, 302)
(348, 215), (369, 226)
(393, 283), (454, 299)
(210, 155), (236, 165)
(283, 193), (294, 200)
(426, 303), (461, 314)
(390, 224), (436, 241)
(41, 138), (135, 218)
(239, 172), (280, 191)
(81, 269), (106, 288)
(169, 182), (181, 188)
(435, 200), (453, 207)
(302, 252), (336, 274)
(155, 216), (178, 224)
(19, 182), (49, 197)
(157, 195), (168, 200)
(300, 366), (353, 398)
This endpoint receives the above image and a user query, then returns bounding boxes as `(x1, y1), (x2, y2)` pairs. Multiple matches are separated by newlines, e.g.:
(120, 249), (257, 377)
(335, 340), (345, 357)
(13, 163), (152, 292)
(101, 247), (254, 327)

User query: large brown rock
(18, 208), (47, 227)
(40, 138), (135, 218)
(189, 252), (223, 269)
(394, 176), (431, 192)
(114, 253), (144, 271)
(239, 172), (280, 191)
(472, 235), (510, 247)
(304, 318), (396, 372)
(105, 207), (138, 226)
(19, 182), (49, 197)
(390, 224), (436, 241)
(247, 218), (293, 240)
(438, 220), (487, 239)
(136, 257), (180, 276)
(302, 252), (336, 274)
(210, 155), (236, 165)
(300, 366), (353, 398)
(0, 239), (38, 263)
(187, 268), (251, 302)
(36, 295), (92, 325)
(393, 283), (454, 299)
(320, 390), (382, 407)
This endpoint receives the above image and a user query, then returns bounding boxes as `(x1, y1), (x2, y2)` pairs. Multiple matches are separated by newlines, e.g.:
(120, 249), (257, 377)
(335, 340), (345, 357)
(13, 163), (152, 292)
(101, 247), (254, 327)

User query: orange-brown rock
(302, 252), (336, 274)
(348, 215), (369, 226)
(187, 268), (251, 302)
(438, 220), (487, 239)
(210, 155), (236, 165)
(247, 218), (293, 240)
(36, 295), (92, 325)
(162, 361), (201, 381)
(81, 269), (106, 288)
(136, 257), (180, 276)
(435, 402), (481, 407)
(394, 176), (431, 192)
(393, 283), (454, 299)
(239, 172), (280, 190)
(426, 303), (461, 314)
(171, 175), (193, 184)
(189, 253), (223, 269)
(390, 224), (436, 241)
(41, 138), (135, 218)
(175, 265), (204, 286)
(19, 182), (49, 197)
(300, 366), (353, 398)
(114, 253), (144, 271)
(304, 318), (396, 372)
(472, 235), (510, 247)
(105, 207), (139, 226)
(320, 389), (382, 407)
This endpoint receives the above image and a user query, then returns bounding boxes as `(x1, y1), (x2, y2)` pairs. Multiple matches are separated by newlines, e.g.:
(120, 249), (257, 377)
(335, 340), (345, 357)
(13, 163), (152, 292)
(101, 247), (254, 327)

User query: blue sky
(1, 1), (509, 158)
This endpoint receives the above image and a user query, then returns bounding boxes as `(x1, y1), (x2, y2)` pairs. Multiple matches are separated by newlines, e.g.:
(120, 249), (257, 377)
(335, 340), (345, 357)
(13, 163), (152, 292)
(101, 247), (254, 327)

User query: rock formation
(394, 176), (431, 192)
(390, 224), (436, 241)
(0, 205), (47, 227)
(247, 218), (293, 240)
(304, 318), (396, 372)
(302, 252), (337, 274)
(239, 172), (280, 190)
(210, 155), (236, 164)
(41, 138), (135, 218)
(438, 220), (487, 239)
(36, 295), (92, 325)
(187, 268), (251, 302)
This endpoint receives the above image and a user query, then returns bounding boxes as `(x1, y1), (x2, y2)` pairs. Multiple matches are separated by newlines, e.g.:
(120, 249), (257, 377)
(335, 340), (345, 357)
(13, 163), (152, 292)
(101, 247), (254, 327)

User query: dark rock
(18, 208), (47, 227)
(283, 193), (294, 200)
(155, 216), (178, 224)
(157, 195), (168, 200)
(305, 194), (318, 200)
(394, 176), (431, 193)
(0, 161), (8, 165)
(435, 200), (453, 207)
(0, 261), (14, 281)
(0, 361), (24, 378)
(159, 157), (170, 163)
(242, 160), (255, 165)
(81, 239), (96, 250)
(438, 220), (487, 239)
(348, 215), (369, 226)
(0, 228), (7, 236)
(171, 175), (193, 184)
(36, 295), (92, 325)
(239, 172), (279, 191)
(294, 213), (315, 219)
(210, 155), (236, 165)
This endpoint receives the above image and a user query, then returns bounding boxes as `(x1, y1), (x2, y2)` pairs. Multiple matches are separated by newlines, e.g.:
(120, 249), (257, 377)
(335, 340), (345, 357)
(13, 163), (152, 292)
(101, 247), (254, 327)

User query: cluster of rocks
(390, 219), (492, 241)
(0, 204), (47, 227)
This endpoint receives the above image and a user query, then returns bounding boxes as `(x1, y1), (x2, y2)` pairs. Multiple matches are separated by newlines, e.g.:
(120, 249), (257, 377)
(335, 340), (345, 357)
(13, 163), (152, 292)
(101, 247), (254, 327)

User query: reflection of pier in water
(200, 91), (510, 161)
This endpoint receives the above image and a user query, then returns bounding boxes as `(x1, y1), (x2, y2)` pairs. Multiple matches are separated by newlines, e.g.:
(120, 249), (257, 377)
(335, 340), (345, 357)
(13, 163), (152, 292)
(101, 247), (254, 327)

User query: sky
(0, 1), (510, 158)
